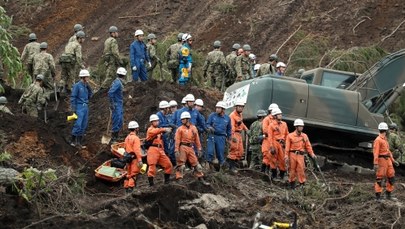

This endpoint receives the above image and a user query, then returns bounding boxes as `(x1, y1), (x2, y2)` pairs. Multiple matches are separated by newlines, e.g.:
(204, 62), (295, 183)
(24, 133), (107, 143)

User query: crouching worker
(146, 114), (173, 187)
(123, 121), (143, 194)
(175, 111), (209, 184)
(285, 119), (316, 189)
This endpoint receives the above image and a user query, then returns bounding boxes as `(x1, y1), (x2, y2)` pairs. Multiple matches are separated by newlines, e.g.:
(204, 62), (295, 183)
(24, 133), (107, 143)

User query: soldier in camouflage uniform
(68, 24), (83, 43)
(60, 31), (86, 93)
(21, 33), (40, 81)
(165, 33), (183, 83)
(33, 42), (56, 97)
(0, 96), (13, 115)
(0, 56), (3, 83)
(225, 43), (240, 87)
(248, 110), (267, 170)
(388, 123), (403, 162)
(257, 54), (278, 77)
(202, 40), (227, 90)
(18, 75), (46, 118)
(146, 33), (161, 80)
(235, 44), (252, 82)
(101, 26), (123, 89)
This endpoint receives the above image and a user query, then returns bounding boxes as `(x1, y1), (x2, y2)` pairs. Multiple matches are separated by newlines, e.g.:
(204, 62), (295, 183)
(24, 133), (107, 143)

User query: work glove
(373, 164), (378, 172)
(175, 151), (180, 158)
(232, 137), (238, 143)
(197, 150), (203, 158)
(165, 128), (172, 133)
(270, 147), (276, 155)
(208, 127), (215, 134)
(132, 66), (137, 71)
(137, 161), (143, 168)
(148, 62), (152, 68)
(393, 160), (400, 167)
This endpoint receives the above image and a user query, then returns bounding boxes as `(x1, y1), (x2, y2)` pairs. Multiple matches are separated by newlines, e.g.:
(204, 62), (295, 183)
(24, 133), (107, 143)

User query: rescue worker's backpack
(142, 135), (157, 150)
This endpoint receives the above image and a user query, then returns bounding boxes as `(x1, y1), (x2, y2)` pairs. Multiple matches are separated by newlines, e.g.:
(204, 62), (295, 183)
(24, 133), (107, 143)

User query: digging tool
(220, 68), (229, 92)
(158, 60), (163, 82)
(242, 131), (249, 167)
(309, 155), (330, 191)
(252, 211), (297, 229)
(101, 109), (112, 144)
(53, 81), (59, 111)
(43, 103), (48, 124)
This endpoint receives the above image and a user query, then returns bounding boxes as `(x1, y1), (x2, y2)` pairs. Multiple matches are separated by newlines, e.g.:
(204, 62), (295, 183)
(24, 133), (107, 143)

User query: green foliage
(0, 151), (12, 163)
(0, 6), (26, 92)
(213, 2), (237, 14)
(16, 167), (57, 202)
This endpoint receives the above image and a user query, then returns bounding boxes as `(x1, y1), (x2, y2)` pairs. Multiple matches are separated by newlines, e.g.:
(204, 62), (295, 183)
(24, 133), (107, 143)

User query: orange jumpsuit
(175, 123), (203, 179)
(146, 126), (173, 177)
(261, 115), (274, 165)
(123, 132), (143, 188)
(266, 120), (288, 172)
(228, 110), (248, 160)
(285, 130), (315, 184)
(373, 134), (395, 194)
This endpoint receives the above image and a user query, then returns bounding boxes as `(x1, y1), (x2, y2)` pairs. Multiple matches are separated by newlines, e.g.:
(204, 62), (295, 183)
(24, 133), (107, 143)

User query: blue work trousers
(72, 104), (89, 136)
(111, 102), (123, 132)
(206, 134), (226, 165)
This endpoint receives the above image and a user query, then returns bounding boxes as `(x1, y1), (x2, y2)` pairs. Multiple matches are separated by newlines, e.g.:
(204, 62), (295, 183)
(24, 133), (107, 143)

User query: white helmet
(116, 67), (127, 76)
(182, 33), (192, 42)
(181, 111), (191, 119)
(79, 69), (90, 77)
(169, 100), (178, 107)
(134, 29), (144, 36)
(181, 97), (186, 104)
(159, 100), (170, 109)
(216, 101), (226, 109)
(128, 121), (139, 129)
(294, 119), (304, 127)
(184, 94), (195, 102)
(195, 99), (204, 106)
(249, 53), (256, 60)
(254, 64), (261, 71)
(234, 99), (245, 106)
(271, 108), (282, 116)
(268, 103), (279, 111)
(378, 122), (389, 130)
(276, 62), (286, 68)
(149, 114), (159, 122)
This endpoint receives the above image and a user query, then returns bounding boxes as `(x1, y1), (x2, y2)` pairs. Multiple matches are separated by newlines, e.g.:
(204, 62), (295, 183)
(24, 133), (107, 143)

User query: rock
(0, 167), (20, 185)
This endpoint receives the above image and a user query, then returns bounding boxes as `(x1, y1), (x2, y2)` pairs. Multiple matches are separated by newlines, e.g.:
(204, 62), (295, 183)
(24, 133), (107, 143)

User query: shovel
(241, 132), (249, 167)
(101, 109), (112, 144)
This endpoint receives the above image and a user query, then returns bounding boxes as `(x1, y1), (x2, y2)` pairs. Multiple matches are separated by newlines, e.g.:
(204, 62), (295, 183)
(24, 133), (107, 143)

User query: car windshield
(321, 71), (356, 89)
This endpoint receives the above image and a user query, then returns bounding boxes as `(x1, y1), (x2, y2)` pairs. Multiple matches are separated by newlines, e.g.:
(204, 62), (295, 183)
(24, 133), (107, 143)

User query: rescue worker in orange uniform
(175, 111), (207, 184)
(146, 114), (173, 186)
(373, 122), (400, 201)
(227, 99), (248, 173)
(261, 103), (279, 173)
(267, 108), (289, 181)
(285, 119), (316, 189)
(123, 121), (143, 193)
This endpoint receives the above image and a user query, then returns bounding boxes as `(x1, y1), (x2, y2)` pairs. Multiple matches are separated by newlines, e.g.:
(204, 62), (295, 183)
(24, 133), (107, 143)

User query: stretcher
(94, 159), (127, 182)
(111, 142), (148, 158)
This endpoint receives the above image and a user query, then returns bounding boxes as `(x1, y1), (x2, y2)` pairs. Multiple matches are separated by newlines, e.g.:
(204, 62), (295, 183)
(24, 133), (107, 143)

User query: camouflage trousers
(22, 104), (38, 118)
(60, 62), (79, 91)
(168, 67), (178, 83)
(209, 72), (225, 90)
(249, 145), (262, 170)
(101, 63), (118, 88)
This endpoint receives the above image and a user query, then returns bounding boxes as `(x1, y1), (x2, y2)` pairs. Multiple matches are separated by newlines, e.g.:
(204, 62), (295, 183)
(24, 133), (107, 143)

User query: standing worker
(123, 121), (144, 194)
(235, 44), (252, 82)
(32, 42), (56, 96)
(175, 111), (208, 184)
(70, 69), (93, 149)
(227, 99), (248, 173)
(18, 74), (46, 118)
(21, 33), (40, 80)
(146, 33), (161, 80)
(202, 40), (227, 90)
(262, 103), (279, 173)
(249, 110), (267, 170)
(276, 62), (287, 76)
(285, 119), (316, 189)
(101, 26), (123, 89)
(178, 33), (193, 86)
(206, 101), (232, 170)
(146, 114), (173, 186)
(130, 29), (151, 82)
(69, 24), (84, 43)
(156, 100), (176, 165)
(373, 122), (400, 201)
(257, 54), (278, 77)
(165, 33), (183, 83)
(108, 67), (127, 143)
(225, 43), (240, 87)
(60, 31), (86, 93)
(388, 123), (403, 162)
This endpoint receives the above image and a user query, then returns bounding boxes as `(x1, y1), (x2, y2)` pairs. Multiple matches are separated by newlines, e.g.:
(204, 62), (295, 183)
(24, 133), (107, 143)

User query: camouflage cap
(40, 42), (48, 49)
(74, 24), (83, 32)
(147, 33), (156, 40)
(109, 26), (118, 33)
(213, 40), (221, 48)
(242, 44), (251, 51)
(0, 96), (7, 104)
(256, 109), (267, 117)
(177, 32), (184, 41)
(389, 123), (398, 130)
(232, 43), (241, 50)
(76, 31), (85, 38)
(28, 33), (37, 41)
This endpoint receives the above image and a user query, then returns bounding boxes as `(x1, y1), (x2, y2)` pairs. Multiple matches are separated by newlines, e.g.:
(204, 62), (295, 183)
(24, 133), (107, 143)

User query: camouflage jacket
(68, 34), (77, 43)
(388, 132), (403, 160)
(103, 37), (121, 64)
(147, 43), (159, 65)
(257, 63), (276, 76)
(202, 50), (227, 74)
(0, 57), (3, 79)
(21, 42), (40, 65)
(226, 51), (238, 74)
(33, 52), (56, 78)
(235, 55), (252, 80)
(0, 105), (13, 115)
(249, 120), (263, 148)
(19, 82), (46, 107)
(64, 40), (83, 66)
(165, 42), (182, 69)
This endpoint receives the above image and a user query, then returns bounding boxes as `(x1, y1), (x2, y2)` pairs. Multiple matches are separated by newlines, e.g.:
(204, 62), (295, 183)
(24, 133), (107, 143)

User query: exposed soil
(1, 1), (405, 228)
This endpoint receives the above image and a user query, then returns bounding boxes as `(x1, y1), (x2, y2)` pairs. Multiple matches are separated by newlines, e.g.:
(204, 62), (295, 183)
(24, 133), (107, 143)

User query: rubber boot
(77, 136), (87, 149)
(290, 181), (296, 189)
(279, 170), (286, 180)
(271, 169), (278, 180)
(164, 173), (171, 184)
(260, 164), (267, 173)
(110, 132), (119, 144)
(70, 135), (77, 147)
(228, 159), (238, 174)
(376, 192), (381, 201)
(125, 188), (133, 194)
(148, 177), (154, 187)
